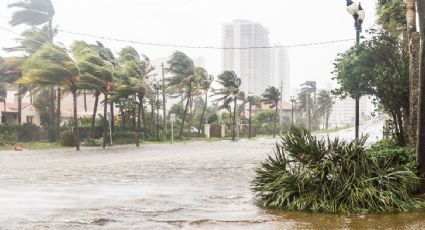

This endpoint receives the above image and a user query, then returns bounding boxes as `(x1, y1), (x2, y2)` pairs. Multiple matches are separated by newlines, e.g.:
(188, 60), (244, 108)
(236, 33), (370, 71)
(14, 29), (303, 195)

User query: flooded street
(1, 124), (425, 229)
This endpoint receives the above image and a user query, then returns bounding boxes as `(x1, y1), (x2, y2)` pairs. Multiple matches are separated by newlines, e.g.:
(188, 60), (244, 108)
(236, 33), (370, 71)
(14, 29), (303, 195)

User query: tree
(0, 57), (25, 124)
(9, 0), (58, 140)
(299, 81), (316, 131)
(71, 41), (114, 148)
(166, 51), (198, 138)
(333, 28), (408, 144)
(316, 90), (334, 129)
(197, 72), (213, 135)
(19, 44), (80, 150)
(112, 47), (154, 147)
(214, 71), (242, 141)
(416, 0), (425, 192)
(262, 86), (281, 137)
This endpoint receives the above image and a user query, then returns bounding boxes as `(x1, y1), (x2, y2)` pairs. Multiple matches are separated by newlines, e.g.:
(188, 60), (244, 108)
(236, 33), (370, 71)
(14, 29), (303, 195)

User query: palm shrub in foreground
(252, 128), (424, 213)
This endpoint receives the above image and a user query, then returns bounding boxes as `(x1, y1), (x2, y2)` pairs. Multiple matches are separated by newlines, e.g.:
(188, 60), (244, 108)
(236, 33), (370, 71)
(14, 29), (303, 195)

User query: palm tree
(316, 90), (334, 129)
(0, 57), (25, 124)
(71, 41), (114, 148)
(416, 0), (425, 192)
(197, 74), (214, 135)
(214, 71), (242, 141)
(19, 44), (80, 150)
(166, 51), (197, 139)
(112, 47), (154, 147)
(300, 81), (317, 131)
(9, 0), (58, 138)
(262, 86), (281, 138)
(8, 0), (55, 40)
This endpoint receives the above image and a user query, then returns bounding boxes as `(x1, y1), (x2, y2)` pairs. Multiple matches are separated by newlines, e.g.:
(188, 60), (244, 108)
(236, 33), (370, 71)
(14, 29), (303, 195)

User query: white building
(328, 97), (375, 128)
(271, 46), (290, 100)
(222, 20), (272, 96)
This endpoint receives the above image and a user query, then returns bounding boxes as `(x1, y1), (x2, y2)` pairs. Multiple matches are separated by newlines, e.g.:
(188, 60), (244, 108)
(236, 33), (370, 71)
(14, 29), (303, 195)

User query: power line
(0, 18), (356, 50)
(58, 29), (355, 50)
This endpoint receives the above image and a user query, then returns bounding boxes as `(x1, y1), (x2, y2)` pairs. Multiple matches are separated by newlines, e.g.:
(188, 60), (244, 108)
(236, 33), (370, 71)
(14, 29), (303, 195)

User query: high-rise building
(222, 20), (272, 96)
(222, 20), (290, 98)
(271, 46), (290, 100)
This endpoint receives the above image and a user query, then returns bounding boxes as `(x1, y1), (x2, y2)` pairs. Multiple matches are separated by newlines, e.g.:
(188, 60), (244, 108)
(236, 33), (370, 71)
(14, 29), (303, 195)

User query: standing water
(1, 124), (425, 229)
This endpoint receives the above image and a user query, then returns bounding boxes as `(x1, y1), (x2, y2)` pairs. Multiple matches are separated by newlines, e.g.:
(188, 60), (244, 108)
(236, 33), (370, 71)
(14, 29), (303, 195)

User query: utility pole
(161, 63), (167, 135)
(156, 83), (160, 142)
(279, 79), (284, 135)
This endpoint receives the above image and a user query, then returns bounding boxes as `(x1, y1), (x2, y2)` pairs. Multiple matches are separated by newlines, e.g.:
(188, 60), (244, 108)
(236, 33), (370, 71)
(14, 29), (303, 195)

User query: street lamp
(346, 0), (365, 139)
(290, 96), (296, 126)
(248, 91), (253, 139)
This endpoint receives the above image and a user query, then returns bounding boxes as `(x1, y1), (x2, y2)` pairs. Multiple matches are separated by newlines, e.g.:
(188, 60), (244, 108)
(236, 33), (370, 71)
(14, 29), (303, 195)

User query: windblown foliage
(253, 128), (424, 213)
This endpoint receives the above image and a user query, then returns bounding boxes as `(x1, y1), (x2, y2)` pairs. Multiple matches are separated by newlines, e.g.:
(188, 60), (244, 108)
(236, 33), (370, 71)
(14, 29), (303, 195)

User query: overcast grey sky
(0, 0), (377, 92)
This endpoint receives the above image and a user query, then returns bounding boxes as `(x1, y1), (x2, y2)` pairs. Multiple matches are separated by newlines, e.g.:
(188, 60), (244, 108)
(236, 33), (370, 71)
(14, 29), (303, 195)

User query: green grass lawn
(0, 141), (64, 151)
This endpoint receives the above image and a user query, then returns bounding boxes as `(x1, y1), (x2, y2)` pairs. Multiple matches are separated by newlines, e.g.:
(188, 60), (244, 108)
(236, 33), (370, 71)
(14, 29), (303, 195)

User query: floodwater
(1, 124), (425, 229)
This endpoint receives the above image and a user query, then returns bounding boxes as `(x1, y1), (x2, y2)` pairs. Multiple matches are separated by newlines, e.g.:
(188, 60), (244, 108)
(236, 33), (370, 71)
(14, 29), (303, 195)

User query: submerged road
(2, 121), (425, 229)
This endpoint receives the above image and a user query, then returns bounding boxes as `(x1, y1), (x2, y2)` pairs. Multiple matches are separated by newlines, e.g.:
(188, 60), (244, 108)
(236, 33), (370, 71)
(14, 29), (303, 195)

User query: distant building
(271, 46), (290, 100)
(328, 97), (375, 127)
(222, 20), (272, 96)
(222, 20), (290, 97)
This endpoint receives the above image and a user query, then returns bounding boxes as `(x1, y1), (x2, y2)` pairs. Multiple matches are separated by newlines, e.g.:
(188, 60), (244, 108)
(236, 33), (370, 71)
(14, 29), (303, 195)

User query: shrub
(252, 128), (425, 213)
(60, 131), (75, 147)
(84, 138), (102, 147)
(113, 132), (136, 145)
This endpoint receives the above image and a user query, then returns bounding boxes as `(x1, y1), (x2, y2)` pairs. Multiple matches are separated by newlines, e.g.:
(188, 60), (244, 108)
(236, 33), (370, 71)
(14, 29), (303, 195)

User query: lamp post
(346, 0), (365, 139)
(290, 96), (296, 126)
(248, 91), (253, 139)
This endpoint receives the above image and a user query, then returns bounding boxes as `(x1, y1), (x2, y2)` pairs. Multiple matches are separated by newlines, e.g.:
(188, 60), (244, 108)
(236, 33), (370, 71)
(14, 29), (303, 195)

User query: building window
(26, 116), (33, 124)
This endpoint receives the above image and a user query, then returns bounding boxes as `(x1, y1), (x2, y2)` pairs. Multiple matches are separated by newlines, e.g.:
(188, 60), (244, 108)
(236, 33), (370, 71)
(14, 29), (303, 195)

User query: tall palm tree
(166, 51), (198, 138)
(197, 74), (214, 135)
(214, 71), (242, 141)
(416, 0), (425, 192)
(19, 44), (80, 150)
(9, 0), (57, 138)
(0, 57), (25, 124)
(316, 90), (334, 129)
(262, 86), (281, 138)
(71, 41), (114, 148)
(112, 47), (154, 147)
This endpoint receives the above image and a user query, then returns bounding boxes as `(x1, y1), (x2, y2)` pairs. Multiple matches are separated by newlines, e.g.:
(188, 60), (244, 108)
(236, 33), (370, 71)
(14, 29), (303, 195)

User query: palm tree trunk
(17, 85), (22, 124)
(91, 92), (99, 138)
(141, 95), (146, 131)
(73, 91), (80, 151)
(49, 86), (55, 142)
(273, 105), (278, 138)
(110, 102), (115, 133)
(416, 0), (425, 192)
(57, 87), (61, 135)
(136, 101), (141, 147)
(198, 93), (208, 135)
(407, 0), (420, 147)
(326, 108), (330, 129)
(232, 96), (237, 141)
(179, 82), (191, 138)
(102, 94), (108, 149)
(83, 90), (87, 112)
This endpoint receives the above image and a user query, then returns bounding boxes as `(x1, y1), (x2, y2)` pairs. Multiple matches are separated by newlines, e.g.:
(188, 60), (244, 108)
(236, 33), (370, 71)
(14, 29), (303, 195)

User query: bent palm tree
(262, 86), (281, 138)
(316, 90), (334, 129)
(9, 0), (58, 138)
(19, 44), (80, 150)
(71, 41), (114, 148)
(214, 71), (242, 141)
(112, 47), (154, 147)
(197, 74), (214, 135)
(0, 57), (25, 124)
(166, 51), (198, 138)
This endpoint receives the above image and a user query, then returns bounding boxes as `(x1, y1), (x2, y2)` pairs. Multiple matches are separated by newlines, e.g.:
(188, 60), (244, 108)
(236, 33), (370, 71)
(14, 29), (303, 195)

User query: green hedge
(60, 131), (75, 147)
